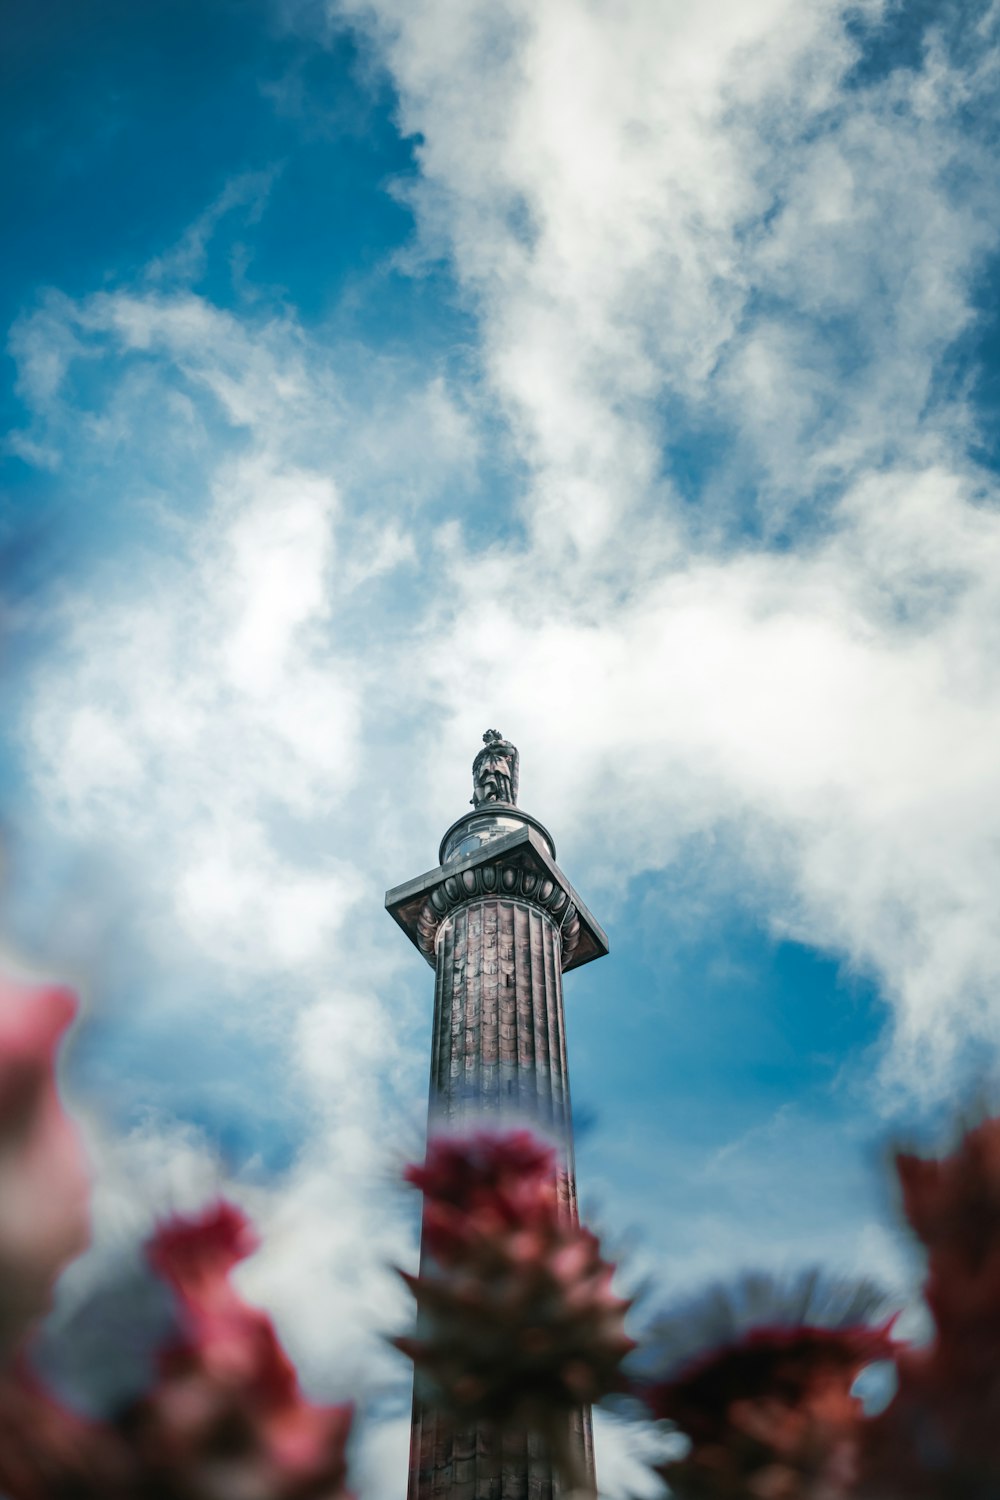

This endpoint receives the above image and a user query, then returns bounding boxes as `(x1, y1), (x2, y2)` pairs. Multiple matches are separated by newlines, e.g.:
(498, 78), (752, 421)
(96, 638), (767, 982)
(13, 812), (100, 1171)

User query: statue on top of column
(471, 729), (519, 807)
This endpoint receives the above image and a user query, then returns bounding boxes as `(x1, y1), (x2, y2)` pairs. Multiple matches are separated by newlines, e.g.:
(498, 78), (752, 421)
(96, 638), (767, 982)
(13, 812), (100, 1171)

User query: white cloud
(332, 0), (999, 556)
(353, 1415), (411, 1500)
(422, 467), (1000, 1096)
(8, 283), (482, 985)
(24, 455), (362, 976)
(593, 1409), (673, 1500)
(145, 169), (278, 287)
(6, 279), (444, 1419)
(338, 0), (1000, 546)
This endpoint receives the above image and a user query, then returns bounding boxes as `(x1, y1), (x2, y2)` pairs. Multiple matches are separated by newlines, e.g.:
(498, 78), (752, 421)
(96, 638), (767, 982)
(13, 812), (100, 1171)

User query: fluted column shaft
(434, 901), (570, 1128)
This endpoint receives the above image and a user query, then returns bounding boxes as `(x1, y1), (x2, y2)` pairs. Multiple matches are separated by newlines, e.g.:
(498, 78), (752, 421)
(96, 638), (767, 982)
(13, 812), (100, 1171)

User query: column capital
(385, 824), (608, 974)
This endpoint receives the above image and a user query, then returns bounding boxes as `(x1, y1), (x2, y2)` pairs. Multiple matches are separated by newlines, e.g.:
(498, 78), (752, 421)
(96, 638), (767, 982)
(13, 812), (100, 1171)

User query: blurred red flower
(650, 1324), (894, 1500)
(404, 1127), (558, 1263)
(638, 1276), (895, 1500)
(896, 1117), (1000, 1344)
(397, 1129), (634, 1489)
(864, 1118), (1000, 1496)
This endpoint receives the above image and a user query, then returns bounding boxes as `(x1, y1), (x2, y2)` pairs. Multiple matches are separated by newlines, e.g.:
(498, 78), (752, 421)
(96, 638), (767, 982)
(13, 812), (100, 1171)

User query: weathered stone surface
(385, 825), (608, 975)
(426, 898), (571, 1134)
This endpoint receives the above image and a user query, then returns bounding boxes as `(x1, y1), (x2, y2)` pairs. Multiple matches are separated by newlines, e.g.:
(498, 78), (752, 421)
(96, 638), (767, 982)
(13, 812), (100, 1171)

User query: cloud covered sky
(4, 0), (1000, 1491)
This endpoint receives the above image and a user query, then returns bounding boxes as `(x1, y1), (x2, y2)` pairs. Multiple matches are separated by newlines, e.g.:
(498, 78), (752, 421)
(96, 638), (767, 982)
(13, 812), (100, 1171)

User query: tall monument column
(386, 731), (609, 1499)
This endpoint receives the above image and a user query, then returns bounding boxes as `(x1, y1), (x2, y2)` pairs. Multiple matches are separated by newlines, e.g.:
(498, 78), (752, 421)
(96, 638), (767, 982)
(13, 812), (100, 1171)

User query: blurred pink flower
(0, 977), (90, 1358)
(121, 1200), (356, 1500)
(397, 1129), (634, 1488)
(639, 1277), (895, 1500)
(404, 1128), (558, 1264)
(652, 1326), (893, 1500)
(0, 1203), (355, 1500)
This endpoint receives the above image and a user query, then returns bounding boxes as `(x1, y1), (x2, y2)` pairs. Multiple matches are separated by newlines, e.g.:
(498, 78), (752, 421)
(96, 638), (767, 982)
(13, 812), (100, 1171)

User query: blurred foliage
(4, 978), (1000, 1498)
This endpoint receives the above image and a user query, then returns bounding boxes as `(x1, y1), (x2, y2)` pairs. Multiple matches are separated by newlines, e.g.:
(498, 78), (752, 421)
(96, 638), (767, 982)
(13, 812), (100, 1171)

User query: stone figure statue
(471, 729), (519, 807)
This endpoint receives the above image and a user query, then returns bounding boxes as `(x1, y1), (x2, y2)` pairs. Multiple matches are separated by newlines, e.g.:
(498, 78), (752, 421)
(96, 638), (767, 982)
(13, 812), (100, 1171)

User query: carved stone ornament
(471, 729), (519, 807)
(416, 860), (581, 969)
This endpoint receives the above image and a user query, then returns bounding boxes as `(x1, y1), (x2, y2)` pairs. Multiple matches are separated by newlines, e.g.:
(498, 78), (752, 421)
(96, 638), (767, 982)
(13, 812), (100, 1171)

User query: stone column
(386, 746), (608, 1500)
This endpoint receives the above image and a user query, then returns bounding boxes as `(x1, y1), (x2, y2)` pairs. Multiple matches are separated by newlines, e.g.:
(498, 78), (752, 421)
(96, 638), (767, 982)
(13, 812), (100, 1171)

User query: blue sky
(4, 0), (1000, 1493)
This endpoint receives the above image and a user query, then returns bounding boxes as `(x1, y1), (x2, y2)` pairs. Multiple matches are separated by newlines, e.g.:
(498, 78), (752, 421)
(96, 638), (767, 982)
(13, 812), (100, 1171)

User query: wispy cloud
(145, 169), (279, 287)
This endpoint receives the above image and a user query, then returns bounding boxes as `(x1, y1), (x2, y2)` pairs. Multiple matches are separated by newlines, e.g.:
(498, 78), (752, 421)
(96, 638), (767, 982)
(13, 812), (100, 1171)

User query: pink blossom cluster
(404, 1128), (559, 1261)
(398, 1130), (635, 1488)
(642, 1307), (897, 1500)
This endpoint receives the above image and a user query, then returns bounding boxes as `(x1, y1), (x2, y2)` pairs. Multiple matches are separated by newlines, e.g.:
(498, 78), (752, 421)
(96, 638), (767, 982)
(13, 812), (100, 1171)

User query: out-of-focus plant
(393, 1118), (1000, 1498)
(15, 967), (1000, 1500)
(394, 1129), (635, 1493)
(635, 1273), (895, 1500)
(0, 1199), (357, 1499)
(0, 978), (355, 1500)
(623, 1119), (1000, 1500)
(115, 1202), (356, 1500)
(862, 1116), (1000, 1498)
